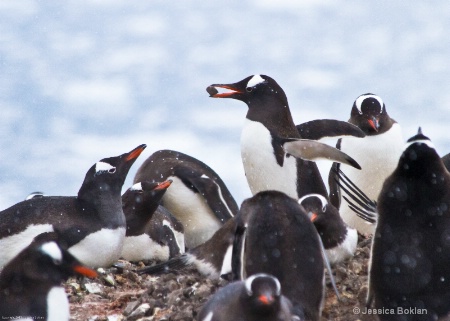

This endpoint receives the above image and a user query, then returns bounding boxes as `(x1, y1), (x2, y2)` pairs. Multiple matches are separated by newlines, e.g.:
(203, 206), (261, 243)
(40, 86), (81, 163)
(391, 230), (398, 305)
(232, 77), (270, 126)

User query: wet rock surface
(68, 236), (375, 321)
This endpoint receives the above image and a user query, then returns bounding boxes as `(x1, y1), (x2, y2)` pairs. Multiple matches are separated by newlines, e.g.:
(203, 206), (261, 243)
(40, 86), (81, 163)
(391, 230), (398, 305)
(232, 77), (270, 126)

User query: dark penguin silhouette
(134, 149), (238, 248)
(0, 232), (97, 321)
(0, 144), (146, 268)
(197, 273), (294, 321)
(208, 74), (362, 201)
(138, 218), (236, 279)
(299, 193), (358, 264)
(369, 129), (450, 320)
(121, 180), (185, 262)
(329, 93), (403, 235)
(232, 191), (324, 321)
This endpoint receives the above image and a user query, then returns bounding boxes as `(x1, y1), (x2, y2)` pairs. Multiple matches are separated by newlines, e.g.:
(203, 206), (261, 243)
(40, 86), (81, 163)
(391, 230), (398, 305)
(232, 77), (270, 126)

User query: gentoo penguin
(121, 180), (185, 262)
(369, 129), (450, 320)
(0, 144), (146, 268)
(329, 93), (403, 235)
(134, 149), (238, 249)
(197, 273), (294, 321)
(138, 218), (236, 280)
(208, 75), (362, 201)
(298, 193), (358, 265)
(0, 232), (97, 321)
(232, 191), (324, 321)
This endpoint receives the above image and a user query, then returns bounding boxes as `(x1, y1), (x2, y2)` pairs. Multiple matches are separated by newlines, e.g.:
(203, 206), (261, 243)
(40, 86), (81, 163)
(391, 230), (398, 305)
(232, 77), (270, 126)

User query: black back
(232, 191), (324, 321)
(134, 149), (238, 222)
(370, 130), (450, 320)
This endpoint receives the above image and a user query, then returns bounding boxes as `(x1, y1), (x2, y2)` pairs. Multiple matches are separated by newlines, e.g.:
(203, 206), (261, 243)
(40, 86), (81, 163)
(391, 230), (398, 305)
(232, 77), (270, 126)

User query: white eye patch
(299, 193), (328, 212)
(355, 94), (384, 114)
(130, 182), (143, 191)
(40, 241), (63, 263)
(247, 74), (265, 88)
(245, 273), (281, 296)
(95, 161), (116, 174)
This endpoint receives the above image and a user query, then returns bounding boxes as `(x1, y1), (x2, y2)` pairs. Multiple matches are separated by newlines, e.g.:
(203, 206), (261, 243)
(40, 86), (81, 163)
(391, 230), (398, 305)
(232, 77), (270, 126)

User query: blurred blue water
(0, 0), (449, 208)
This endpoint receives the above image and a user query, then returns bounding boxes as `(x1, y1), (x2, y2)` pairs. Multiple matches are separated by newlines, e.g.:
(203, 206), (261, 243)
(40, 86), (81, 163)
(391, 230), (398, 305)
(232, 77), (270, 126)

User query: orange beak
(73, 265), (98, 278)
(126, 144), (147, 161)
(154, 179), (173, 190)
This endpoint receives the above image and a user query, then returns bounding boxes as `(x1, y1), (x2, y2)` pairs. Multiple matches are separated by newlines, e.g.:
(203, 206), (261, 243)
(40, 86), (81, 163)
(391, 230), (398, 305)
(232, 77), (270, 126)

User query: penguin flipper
(296, 119), (365, 140)
(231, 223), (247, 281)
(332, 168), (377, 224)
(137, 254), (191, 275)
(174, 167), (235, 223)
(281, 138), (361, 170)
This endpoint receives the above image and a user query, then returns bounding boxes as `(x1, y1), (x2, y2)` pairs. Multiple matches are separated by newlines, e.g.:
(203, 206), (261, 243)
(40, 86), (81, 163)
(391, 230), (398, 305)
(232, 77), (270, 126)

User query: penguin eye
(322, 205), (327, 212)
(108, 168), (116, 174)
(246, 87), (253, 92)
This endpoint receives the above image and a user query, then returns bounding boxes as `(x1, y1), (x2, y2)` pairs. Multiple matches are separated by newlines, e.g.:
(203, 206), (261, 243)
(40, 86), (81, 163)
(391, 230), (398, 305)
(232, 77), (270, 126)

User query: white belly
(121, 234), (169, 262)
(241, 119), (298, 199)
(339, 124), (404, 234)
(325, 227), (358, 265)
(0, 224), (54, 268)
(46, 286), (70, 321)
(162, 177), (222, 249)
(68, 227), (126, 268)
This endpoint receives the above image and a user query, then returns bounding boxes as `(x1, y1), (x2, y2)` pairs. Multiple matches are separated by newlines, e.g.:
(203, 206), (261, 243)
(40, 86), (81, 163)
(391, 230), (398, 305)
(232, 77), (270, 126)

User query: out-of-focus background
(1, 0), (449, 209)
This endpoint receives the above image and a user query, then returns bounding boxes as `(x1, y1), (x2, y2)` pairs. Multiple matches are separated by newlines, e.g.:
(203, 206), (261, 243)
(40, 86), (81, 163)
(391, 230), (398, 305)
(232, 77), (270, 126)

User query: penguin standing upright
(197, 273), (294, 321)
(134, 149), (238, 249)
(369, 129), (450, 320)
(0, 232), (97, 321)
(0, 144), (146, 268)
(121, 180), (185, 262)
(208, 75), (362, 201)
(232, 191), (324, 321)
(329, 93), (403, 235)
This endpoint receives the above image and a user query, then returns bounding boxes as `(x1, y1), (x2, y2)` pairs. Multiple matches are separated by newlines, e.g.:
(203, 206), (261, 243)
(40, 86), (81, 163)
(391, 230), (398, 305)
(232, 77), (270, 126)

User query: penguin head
(1, 232), (97, 286)
(298, 193), (346, 246)
(208, 74), (288, 109)
(399, 128), (443, 177)
(350, 93), (390, 134)
(243, 273), (282, 313)
(122, 180), (172, 217)
(79, 144), (146, 197)
(298, 194), (328, 223)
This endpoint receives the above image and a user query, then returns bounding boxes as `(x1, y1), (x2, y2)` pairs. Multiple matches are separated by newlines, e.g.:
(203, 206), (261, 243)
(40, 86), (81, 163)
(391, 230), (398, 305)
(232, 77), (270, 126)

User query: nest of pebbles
(67, 236), (374, 321)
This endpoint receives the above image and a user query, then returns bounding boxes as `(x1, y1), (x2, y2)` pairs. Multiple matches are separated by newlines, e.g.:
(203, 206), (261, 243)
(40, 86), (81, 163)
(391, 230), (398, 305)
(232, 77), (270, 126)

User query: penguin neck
(78, 184), (125, 227)
(123, 195), (159, 236)
(246, 98), (299, 139)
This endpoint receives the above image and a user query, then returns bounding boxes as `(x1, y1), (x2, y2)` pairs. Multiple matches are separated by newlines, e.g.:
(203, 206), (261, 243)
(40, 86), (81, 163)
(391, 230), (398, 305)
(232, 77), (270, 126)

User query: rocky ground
(67, 236), (375, 321)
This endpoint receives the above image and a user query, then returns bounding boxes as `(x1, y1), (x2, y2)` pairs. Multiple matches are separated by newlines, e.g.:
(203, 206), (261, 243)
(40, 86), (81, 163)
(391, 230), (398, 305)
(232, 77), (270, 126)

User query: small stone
(206, 86), (218, 96)
(123, 300), (141, 316)
(128, 303), (151, 321)
(85, 282), (103, 295)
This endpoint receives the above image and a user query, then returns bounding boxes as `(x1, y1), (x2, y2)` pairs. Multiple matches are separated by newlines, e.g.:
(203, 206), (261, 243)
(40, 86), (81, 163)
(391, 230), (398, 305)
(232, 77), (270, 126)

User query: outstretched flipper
(296, 119), (365, 140)
(280, 138), (361, 170)
(332, 168), (377, 224)
(174, 167), (236, 223)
